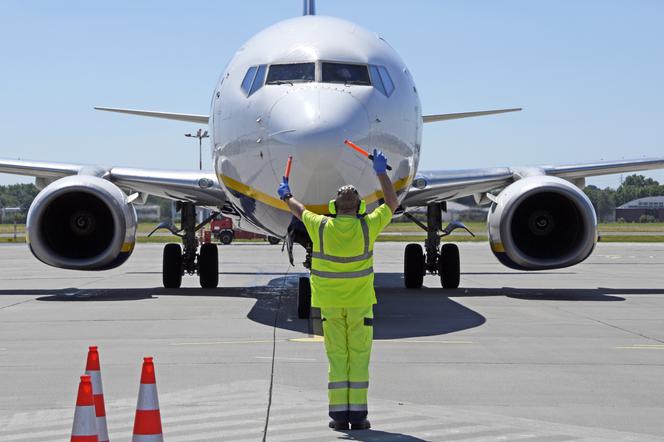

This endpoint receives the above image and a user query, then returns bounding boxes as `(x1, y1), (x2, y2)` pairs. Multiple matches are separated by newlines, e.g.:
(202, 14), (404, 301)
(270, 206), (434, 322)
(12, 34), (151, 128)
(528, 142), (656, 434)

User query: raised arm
(277, 177), (305, 220)
(372, 149), (399, 213)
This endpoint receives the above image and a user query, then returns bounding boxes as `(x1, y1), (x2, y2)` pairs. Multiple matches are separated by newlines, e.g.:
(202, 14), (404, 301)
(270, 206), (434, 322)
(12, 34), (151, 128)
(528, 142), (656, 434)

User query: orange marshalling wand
(343, 140), (392, 170)
(284, 155), (293, 180)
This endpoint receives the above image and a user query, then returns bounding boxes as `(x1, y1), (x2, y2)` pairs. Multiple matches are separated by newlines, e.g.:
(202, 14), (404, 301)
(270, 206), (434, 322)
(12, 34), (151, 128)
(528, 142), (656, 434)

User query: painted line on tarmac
(288, 336), (324, 343)
(616, 344), (664, 349)
(171, 339), (277, 346)
(288, 336), (473, 344)
(379, 339), (474, 344)
(255, 356), (317, 361)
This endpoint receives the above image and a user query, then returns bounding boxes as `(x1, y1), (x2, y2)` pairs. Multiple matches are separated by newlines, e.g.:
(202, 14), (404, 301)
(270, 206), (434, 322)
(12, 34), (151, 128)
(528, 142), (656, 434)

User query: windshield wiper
(268, 80), (294, 85)
(344, 80), (370, 86)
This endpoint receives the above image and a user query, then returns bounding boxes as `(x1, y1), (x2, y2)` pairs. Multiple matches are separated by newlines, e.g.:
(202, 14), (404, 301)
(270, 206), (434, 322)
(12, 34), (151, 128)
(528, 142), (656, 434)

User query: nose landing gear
(402, 202), (472, 289)
(152, 202), (220, 289)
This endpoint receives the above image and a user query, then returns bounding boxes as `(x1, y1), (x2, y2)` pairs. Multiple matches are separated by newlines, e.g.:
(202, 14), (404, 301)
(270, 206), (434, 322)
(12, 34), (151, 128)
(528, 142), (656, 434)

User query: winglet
(94, 107), (209, 124)
(422, 108), (522, 123)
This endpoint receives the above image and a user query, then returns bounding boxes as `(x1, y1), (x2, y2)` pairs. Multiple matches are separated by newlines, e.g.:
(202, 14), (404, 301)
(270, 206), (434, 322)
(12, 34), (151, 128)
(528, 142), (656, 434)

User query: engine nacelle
(488, 175), (598, 270)
(26, 176), (137, 270)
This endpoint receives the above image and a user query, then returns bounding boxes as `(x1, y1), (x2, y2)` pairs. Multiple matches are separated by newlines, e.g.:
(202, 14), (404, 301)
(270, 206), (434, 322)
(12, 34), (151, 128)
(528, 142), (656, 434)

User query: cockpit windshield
(322, 63), (371, 86)
(266, 63), (315, 84)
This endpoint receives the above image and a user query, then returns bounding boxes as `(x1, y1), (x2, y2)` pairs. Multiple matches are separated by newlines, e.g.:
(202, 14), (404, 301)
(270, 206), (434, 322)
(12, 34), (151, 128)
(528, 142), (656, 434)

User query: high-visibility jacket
(302, 204), (393, 308)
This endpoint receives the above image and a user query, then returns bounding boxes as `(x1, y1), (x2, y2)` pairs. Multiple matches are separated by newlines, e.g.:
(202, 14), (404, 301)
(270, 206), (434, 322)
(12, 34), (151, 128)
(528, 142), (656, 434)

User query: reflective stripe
(318, 217), (328, 253)
(312, 250), (373, 263)
(136, 383), (160, 410)
(314, 217), (372, 263)
(328, 381), (349, 389)
(97, 415), (109, 442)
(85, 370), (103, 395)
(349, 404), (368, 411)
(328, 404), (349, 412)
(349, 381), (369, 389)
(71, 405), (97, 436)
(132, 435), (164, 442)
(311, 267), (373, 279)
(360, 218), (369, 255)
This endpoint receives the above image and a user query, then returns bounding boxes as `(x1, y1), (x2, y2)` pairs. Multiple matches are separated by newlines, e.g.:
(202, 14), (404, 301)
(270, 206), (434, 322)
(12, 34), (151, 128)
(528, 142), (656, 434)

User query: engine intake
(26, 176), (137, 270)
(488, 176), (597, 270)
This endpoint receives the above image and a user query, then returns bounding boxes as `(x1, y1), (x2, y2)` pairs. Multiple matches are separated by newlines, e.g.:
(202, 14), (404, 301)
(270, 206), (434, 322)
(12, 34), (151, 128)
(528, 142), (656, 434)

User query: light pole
(184, 129), (209, 171)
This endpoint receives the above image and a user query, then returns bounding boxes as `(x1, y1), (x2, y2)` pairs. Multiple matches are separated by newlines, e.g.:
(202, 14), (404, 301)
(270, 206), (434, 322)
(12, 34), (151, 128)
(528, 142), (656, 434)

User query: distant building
(615, 196), (664, 222)
(134, 205), (161, 222)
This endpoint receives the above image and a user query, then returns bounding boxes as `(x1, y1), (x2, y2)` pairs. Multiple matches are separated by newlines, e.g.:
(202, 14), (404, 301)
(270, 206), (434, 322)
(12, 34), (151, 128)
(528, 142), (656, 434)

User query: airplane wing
(0, 159), (226, 207)
(402, 156), (664, 207)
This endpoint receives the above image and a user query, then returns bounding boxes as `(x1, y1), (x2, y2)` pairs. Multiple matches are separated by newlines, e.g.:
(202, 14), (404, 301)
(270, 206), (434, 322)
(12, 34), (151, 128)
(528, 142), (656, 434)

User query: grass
(598, 235), (664, 242)
(4, 234), (664, 244)
(0, 224), (25, 234)
(5, 221), (664, 244)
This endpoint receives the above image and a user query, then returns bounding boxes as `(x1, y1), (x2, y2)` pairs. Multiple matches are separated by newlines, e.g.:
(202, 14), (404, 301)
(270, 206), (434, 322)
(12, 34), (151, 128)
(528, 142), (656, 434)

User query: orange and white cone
(85, 346), (109, 442)
(71, 375), (99, 442)
(132, 357), (163, 442)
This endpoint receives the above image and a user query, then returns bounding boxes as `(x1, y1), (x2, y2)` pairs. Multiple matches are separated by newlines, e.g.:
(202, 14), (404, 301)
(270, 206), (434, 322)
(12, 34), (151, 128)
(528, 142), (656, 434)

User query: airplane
(2, 0), (664, 319)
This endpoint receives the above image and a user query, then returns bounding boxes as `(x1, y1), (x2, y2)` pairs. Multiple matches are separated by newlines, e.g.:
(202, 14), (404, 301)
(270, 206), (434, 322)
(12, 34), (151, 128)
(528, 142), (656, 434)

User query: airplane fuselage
(210, 15), (422, 236)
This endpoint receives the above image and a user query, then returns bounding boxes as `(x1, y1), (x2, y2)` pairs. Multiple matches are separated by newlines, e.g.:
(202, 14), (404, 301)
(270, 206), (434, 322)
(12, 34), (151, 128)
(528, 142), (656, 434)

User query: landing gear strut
(402, 202), (471, 289)
(157, 202), (219, 289)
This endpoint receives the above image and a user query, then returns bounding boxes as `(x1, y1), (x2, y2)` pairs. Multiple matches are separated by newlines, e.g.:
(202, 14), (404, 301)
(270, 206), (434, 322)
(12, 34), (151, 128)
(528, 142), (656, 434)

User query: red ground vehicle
(209, 216), (280, 245)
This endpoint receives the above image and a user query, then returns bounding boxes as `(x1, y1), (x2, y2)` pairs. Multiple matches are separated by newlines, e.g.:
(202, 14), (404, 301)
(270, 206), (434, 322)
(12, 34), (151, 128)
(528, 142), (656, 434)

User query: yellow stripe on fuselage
(219, 174), (412, 214)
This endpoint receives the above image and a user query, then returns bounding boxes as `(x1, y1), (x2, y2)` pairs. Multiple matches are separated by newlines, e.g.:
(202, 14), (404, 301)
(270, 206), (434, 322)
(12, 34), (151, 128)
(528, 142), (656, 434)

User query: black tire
(404, 243), (425, 288)
(297, 277), (311, 319)
(163, 243), (182, 288)
(219, 231), (233, 245)
(439, 243), (460, 289)
(267, 236), (281, 245)
(199, 243), (219, 288)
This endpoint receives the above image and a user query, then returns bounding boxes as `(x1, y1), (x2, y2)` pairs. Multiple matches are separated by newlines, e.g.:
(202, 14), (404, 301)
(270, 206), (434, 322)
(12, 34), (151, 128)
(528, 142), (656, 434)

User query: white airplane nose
(267, 88), (372, 204)
(268, 88), (371, 164)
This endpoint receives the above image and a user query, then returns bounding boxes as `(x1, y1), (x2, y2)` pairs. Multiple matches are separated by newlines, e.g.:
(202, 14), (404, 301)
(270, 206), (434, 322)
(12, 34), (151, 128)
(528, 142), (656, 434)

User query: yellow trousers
(321, 306), (373, 423)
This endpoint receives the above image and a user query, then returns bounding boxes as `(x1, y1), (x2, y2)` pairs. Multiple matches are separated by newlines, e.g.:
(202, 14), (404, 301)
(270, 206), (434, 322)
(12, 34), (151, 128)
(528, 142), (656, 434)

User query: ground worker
(277, 149), (399, 431)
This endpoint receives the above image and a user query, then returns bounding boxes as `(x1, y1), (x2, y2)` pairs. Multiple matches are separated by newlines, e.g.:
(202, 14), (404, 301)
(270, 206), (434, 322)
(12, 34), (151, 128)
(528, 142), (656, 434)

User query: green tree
(615, 174), (664, 207)
(583, 184), (616, 221)
(0, 183), (39, 223)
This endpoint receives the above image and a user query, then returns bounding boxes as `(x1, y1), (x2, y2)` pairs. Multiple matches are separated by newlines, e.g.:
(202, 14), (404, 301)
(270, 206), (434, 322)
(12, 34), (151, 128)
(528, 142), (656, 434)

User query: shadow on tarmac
(335, 428), (429, 441)
(8, 272), (660, 340)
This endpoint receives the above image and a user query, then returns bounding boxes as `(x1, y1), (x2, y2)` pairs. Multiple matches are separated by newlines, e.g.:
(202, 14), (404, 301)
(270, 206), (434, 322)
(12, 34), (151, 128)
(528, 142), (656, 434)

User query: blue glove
(277, 177), (292, 200)
(372, 149), (388, 174)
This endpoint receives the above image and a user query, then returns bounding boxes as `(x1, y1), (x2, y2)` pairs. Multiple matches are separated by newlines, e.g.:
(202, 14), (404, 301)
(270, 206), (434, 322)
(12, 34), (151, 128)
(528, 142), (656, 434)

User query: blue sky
(0, 0), (662, 188)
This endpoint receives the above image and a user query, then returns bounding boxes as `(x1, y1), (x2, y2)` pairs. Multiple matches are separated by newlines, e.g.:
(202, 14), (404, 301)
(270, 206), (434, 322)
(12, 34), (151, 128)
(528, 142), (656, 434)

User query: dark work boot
(350, 419), (371, 430)
(329, 420), (349, 430)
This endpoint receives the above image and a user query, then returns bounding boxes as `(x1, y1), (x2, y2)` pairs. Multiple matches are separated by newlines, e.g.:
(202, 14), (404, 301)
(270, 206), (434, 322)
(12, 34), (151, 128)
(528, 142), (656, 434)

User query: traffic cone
(71, 375), (99, 442)
(132, 357), (163, 442)
(85, 346), (109, 442)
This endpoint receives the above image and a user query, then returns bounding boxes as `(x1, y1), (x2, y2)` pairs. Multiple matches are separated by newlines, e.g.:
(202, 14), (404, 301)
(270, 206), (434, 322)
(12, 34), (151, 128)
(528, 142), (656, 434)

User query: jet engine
(487, 175), (597, 270)
(26, 176), (137, 270)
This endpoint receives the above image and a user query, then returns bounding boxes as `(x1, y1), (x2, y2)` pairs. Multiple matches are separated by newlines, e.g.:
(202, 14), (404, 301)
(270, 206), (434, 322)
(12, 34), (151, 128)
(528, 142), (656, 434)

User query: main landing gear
(150, 202), (219, 289)
(285, 219), (313, 319)
(297, 241), (313, 319)
(402, 202), (474, 289)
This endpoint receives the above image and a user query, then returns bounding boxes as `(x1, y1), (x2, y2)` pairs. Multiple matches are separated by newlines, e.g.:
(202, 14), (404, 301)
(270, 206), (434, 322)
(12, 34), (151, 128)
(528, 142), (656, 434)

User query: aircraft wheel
(163, 243), (183, 288)
(267, 236), (281, 245)
(199, 243), (219, 288)
(404, 243), (425, 288)
(219, 231), (233, 245)
(438, 243), (460, 289)
(297, 277), (311, 319)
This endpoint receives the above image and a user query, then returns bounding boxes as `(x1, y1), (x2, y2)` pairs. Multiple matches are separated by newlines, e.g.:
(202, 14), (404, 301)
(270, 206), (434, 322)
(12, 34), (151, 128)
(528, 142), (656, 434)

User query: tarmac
(0, 242), (663, 441)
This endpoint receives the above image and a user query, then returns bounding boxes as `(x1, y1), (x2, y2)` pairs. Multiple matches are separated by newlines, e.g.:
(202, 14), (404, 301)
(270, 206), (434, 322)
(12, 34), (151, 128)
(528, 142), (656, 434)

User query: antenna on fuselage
(303, 0), (315, 15)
